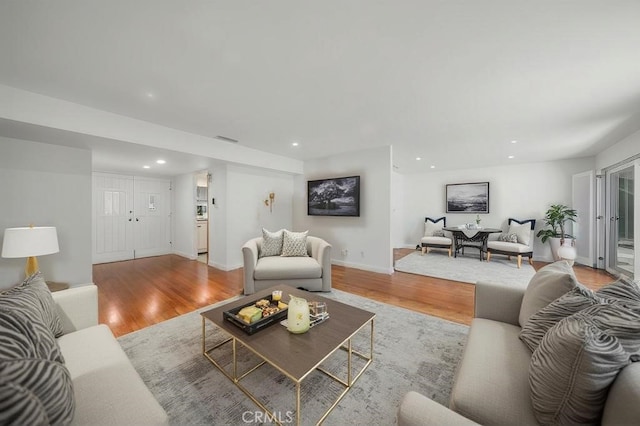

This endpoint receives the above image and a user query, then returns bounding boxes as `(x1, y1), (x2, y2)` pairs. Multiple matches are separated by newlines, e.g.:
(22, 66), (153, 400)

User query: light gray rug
(118, 290), (468, 426)
(394, 250), (535, 287)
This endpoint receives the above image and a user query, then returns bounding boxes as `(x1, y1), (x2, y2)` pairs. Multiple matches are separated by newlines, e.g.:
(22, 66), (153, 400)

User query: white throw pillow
(508, 221), (531, 246)
(259, 228), (283, 258)
(424, 221), (441, 237)
(281, 230), (309, 257)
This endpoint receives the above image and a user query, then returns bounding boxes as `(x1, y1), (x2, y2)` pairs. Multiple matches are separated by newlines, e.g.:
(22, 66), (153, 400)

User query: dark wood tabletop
(442, 227), (502, 260)
(201, 285), (375, 381)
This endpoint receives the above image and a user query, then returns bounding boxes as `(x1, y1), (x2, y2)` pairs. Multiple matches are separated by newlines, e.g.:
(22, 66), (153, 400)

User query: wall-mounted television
(307, 176), (360, 217)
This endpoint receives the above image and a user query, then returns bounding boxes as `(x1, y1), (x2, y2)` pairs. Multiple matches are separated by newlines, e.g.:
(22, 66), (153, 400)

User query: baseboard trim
(173, 250), (197, 260)
(332, 259), (393, 275)
(209, 261), (242, 272)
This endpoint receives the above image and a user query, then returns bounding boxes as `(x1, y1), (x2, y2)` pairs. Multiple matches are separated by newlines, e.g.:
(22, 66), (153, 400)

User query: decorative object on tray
(281, 300), (330, 329)
(223, 295), (288, 335)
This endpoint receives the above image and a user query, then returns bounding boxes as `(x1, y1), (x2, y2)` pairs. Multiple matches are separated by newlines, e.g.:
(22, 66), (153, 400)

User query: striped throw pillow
(0, 308), (75, 425)
(0, 273), (63, 338)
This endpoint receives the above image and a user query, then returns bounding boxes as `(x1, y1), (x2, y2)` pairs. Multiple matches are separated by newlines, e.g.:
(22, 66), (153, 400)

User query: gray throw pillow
(519, 284), (598, 353)
(0, 308), (75, 425)
(519, 261), (579, 326)
(498, 233), (518, 243)
(596, 277), (640, 307)
(259, 228), (283, 258)
(281, 230), (309, 257)
(0, 273), (63, 338)
(529, 308), (635, 425)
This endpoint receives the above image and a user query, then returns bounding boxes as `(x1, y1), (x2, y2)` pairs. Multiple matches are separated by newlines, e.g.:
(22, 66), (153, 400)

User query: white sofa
(398, 277), (640, 426)
(242, 236), (332, 295)
(53, 285), (168, 426)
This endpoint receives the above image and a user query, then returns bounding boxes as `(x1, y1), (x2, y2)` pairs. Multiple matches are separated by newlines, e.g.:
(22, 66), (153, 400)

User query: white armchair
(486, 218), (535, 268)
(420, 217), (452, 256)
(242, 235), (332, 295)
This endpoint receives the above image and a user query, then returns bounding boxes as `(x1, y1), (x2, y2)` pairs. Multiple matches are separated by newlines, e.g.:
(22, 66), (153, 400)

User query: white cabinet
(197, 221), (208, 253)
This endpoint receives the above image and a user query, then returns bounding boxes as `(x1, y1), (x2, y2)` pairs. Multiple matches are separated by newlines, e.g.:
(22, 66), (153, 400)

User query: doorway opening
(195, 171), (210, 265)
(606, 163), (634, 278)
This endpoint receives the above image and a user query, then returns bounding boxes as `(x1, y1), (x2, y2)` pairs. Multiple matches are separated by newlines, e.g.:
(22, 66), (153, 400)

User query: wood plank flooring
(93, 249), (616, 337)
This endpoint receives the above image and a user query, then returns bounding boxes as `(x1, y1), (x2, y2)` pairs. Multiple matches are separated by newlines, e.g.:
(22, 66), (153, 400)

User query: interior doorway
(606, 164), (634, 277)
(195, 171), (210, 264)
(92, 173), (172, 264)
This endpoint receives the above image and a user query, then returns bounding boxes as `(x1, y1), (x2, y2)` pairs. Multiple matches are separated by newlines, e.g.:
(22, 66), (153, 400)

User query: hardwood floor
(93, 249), (616, 337)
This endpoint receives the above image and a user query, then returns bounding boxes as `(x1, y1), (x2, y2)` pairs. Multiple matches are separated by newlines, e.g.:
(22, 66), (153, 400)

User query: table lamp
(1, 226), (59, 277)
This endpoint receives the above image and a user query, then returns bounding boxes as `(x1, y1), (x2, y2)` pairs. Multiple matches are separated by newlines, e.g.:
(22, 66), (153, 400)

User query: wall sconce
(264, 192), (275, 212)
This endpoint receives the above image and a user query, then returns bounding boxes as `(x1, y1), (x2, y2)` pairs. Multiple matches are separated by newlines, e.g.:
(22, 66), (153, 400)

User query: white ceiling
(1, 1), (639, 175)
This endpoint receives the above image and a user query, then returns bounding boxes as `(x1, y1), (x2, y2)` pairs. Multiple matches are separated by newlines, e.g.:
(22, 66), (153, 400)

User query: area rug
(394, 250), (535, 287)
(118, 290), (468, 426)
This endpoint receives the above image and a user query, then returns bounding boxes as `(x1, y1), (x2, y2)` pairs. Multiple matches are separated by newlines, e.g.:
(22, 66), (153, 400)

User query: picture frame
(446, 182), (489, 213)
(307, 176), (360, 217)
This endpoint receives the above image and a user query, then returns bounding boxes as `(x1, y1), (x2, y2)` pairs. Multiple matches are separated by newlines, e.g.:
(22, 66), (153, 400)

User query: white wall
(391, 171), (405, 248)
(172, 172), (197, 259)
(596, 129), (640, 171)
(402, 157), (596, 262)
(0, 137), (92, 289)
(294, 146), (393, 274)
(209, 163), (228, 268)
(208, 164), (294, 271)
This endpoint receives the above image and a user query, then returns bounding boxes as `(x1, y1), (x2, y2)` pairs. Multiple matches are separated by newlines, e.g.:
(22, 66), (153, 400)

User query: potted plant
(536, 204), (578, 261)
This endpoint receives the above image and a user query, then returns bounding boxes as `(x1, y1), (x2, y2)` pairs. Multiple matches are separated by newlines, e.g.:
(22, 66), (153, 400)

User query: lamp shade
(1, 226), (59, 258)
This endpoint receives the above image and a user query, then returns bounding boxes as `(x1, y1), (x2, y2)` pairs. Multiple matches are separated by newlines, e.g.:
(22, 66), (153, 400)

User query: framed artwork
(307, 176), (360, 217)
(446, 182), (489, 213)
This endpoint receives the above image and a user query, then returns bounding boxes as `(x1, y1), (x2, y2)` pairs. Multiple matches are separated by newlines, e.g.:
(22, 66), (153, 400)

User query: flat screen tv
(307, 176), (360, 217)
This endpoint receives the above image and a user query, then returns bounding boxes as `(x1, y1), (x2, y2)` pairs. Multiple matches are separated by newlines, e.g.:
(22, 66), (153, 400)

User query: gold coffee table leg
(296, 382), (302, 426)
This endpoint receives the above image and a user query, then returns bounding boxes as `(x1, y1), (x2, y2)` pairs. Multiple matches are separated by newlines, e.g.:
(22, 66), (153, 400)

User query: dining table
(442, 227), (502, 261)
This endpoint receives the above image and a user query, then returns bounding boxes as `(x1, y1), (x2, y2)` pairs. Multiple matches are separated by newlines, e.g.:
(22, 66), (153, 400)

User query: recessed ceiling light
(508, 155), (515, 159)
(143, 165), (150, 169)
(156, 159), (166, 164)
(292, 142), (299, 147)
(416, 157), (421, 161)
(146, 92), (155, 99)
(511, 140), (518, 144)
(430, 165), (436, 169)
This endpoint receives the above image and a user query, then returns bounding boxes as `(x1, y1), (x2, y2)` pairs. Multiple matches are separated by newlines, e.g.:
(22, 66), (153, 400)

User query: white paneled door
(93, 173), (171, 264)
(133, 177), (172, 258)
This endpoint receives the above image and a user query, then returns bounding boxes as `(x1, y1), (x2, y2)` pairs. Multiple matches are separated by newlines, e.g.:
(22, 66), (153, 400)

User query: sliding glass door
(606, 164), (635, 277)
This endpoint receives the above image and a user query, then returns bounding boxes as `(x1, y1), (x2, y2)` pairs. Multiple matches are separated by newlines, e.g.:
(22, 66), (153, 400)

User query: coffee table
(201, 285), (375, 425)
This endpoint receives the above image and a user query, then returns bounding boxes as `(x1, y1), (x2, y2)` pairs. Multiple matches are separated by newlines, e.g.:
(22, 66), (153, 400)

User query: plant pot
(557, 239), (577, 266)
(549, 237), (563, 261)
(549, 237), (575, 263)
